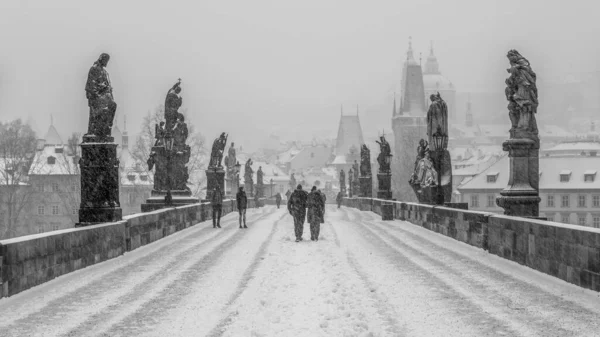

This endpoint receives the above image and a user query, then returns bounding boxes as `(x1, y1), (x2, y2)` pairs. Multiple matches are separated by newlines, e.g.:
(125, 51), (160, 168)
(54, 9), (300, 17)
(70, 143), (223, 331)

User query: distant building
(332, 107), (365, 173)
(287, 145), (333, 172)
(458, 149), (600, 228)
(422, 42), (456, 123)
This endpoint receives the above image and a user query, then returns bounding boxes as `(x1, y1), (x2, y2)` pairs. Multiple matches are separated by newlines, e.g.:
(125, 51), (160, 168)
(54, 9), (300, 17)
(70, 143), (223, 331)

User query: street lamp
(270, 178), (274, 197)
(431, 130), (448, 205)
(164, 131), (174, 206)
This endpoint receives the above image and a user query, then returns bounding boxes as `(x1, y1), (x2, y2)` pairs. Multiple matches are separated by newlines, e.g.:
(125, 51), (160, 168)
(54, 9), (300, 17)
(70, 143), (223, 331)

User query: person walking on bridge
(318, 189), (326, 223)
(236, 186), (248, 229)
(211, 185), (223, 228)
(287, 184), (308, 242)
(308, 186), (324, 241)
(336, 191), (343, 209)
(275, 192), (282, 209)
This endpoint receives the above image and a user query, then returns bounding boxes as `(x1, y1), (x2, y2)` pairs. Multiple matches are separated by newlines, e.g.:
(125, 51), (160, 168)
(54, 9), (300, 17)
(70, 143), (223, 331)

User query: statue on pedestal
(257, 166), (264, 186)
(85, 53), (117, 140)
(360, 145), (371, 177)
(376, 135), (391, 174)
(409, 147), (438, 188)
(505, 49), (539, 139)
(289, 173), (297, 190)
(426, 92), (448, 146)
(209, 133), (228, 168)
(164, 79), (182, 130)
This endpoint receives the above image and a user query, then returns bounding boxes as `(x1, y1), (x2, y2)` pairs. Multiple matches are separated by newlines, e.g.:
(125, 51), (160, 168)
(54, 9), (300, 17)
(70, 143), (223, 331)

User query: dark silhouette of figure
(287, 184), (308, 242)
(275, 192), (282, 208)
(85, 53), (117, 138)
(236, 186), (248, 228)
(211, 185), (223, 228)
(307, 186), (323, 241)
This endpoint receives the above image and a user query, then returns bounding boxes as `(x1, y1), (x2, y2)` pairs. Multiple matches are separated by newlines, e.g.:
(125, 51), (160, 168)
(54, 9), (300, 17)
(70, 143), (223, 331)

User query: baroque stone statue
(244, 158), (254, 184)
(85, 53), (117, 139)
(409, 140), (438, 188)
(209, 132), (228, 168)
(164, 79), (182, 130)
(376, 135), (392, 174)
(426, 92), (448, 147)
(505, 49), (539, 138)
(360, 144), (371, 176)
(257, 166), (264, 186)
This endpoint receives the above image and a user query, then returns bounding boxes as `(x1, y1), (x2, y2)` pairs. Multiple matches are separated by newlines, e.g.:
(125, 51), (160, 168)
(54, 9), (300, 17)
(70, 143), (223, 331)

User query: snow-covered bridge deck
(0, 205), (599, 336)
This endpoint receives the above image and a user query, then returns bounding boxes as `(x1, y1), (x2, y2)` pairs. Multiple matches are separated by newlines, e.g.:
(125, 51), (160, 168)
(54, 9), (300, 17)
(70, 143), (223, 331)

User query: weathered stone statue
(226, 143), (237, 170)
(376, 135), (392, 174)
(257, 166), (264, 186)
(410, 149), (438, 188)
(505, 49), (539, 139)
(244, 158), (254, 196)
(426, 92), (449, 147)
(496, 49), (541, 217)
(85, 53), (117, 139)
(360, 145), (371, 177)
(209, 133), (228, 168)
(164, 79), (182, 130)
(141, 80), (197, 212)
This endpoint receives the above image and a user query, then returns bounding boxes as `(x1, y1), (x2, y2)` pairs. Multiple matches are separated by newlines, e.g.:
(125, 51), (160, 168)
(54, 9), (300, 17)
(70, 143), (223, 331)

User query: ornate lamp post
(431, 130), (448, 205)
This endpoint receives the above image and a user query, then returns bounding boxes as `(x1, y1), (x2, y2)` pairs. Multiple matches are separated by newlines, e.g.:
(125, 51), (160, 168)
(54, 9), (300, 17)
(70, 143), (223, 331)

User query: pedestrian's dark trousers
(293, 213), (305, 239)
(276, 201), (281, 208)
(310, 221), (320, 239)
(337, 201), (341, 209)
(212, 205), (222, 226)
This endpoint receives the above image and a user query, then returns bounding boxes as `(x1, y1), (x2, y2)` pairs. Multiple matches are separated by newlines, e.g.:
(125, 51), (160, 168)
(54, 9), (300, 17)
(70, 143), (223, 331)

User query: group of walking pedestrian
(210, 185), (248, 229)
(287, 184), (326, 242)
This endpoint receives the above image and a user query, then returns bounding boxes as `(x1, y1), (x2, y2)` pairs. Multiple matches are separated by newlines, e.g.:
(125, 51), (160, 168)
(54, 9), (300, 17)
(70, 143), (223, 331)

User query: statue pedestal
(256, 184), (264, 198)
(496, 138), (541, 217)
(204, 168), (225, 202)
(377, 173), (392, 200)
(381, 201), (394, 221)
(359, 176), (372, 197)
(245, 182), (254, 197)
(77, 137), (122, 226)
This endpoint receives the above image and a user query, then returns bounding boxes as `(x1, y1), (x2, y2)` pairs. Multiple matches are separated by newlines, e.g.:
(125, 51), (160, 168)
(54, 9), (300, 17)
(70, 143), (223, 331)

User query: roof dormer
(486, 172), (499, 183)
(47, 156), (56, 165)
(560, 170), (572, 182)
(584, 170), (597, 182)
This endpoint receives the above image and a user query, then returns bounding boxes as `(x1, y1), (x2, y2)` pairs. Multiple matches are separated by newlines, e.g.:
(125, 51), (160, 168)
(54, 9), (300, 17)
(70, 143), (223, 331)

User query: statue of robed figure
(360, 145), (371, 177)
(209, 133), (228, 168)
(376, 135), (392, 174)
(85, 53), (117, 140)
(426, 92), (448, 147)
(505, 49), (539, 139)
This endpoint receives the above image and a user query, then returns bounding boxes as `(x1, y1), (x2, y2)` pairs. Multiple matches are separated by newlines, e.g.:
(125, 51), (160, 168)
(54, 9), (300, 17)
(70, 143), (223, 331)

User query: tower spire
(393, 92), (397, 116)
(407, 36), (414, 61)
(124, 111), (127, 131)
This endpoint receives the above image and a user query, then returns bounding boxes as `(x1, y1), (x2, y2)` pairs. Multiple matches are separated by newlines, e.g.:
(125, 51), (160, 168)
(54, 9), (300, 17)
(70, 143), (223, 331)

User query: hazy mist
(1, 0), (599, 150)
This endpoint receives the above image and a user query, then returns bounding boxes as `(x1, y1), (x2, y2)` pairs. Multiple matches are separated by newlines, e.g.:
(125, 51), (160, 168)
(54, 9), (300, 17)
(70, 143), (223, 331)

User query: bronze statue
(360, 144), (371, 176)
(164, 79), (182, 130)
(209, 133), (228, 168)
(505, 49), (538, 136)
(376, 135), (392, 173)
(85, 53), (117, 139)
(426, 92), (448, 148)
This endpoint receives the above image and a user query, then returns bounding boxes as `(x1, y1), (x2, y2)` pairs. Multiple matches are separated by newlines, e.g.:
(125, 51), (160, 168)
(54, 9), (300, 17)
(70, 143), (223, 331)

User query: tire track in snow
(327, 215), (407, 336)
(206, 213), (286, 337)
(0, 209), (268, 337)
(95, 208), (283, 337)
(356, 210), (600, 336)
(337, 207), (521, 337)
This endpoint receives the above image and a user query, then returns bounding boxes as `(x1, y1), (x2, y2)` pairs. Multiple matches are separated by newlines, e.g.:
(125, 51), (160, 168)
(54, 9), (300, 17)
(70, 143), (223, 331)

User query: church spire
(392, 92), (397, 116)
(424, 40), (440, 75)
(406, 36), (415, 63)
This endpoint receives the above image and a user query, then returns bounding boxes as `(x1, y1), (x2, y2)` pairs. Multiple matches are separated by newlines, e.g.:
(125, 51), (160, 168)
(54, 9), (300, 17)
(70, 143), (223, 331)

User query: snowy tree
(131, 105), (209, 199)
(0, 119), (37, 238)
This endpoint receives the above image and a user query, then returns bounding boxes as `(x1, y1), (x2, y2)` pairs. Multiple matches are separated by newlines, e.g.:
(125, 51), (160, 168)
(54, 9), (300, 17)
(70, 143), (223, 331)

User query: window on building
(547, 195), (554, 207)
(486, 172), (499, 183)
(140, 175), (148, 182)
(585, 170), (597, 182)
(579, 195), (587, 208)
(560, 174), (570, 182)
(561, 214), (570, 224)
(470, 195), (479, 208)
(52, 205), (59, 215)
(37, 184), (44, 192)
(487, 194), (495, 207)
(578, 216), (587, 226)
(47, 156), (56, 165)
(52, 183), (59, 192)
(594, 195), (600, 207)
(38, 206), (45, 215)
(561, 195), (570, 207)
(593, 217), (600, 228)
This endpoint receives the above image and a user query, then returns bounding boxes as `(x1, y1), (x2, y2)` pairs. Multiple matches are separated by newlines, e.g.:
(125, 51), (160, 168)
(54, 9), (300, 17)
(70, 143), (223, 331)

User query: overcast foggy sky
(0, 0), (599, 150)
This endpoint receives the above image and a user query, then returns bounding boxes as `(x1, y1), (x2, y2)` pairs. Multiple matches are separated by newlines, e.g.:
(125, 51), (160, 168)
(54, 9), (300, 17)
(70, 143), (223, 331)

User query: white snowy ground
(1, 206), (600, 337)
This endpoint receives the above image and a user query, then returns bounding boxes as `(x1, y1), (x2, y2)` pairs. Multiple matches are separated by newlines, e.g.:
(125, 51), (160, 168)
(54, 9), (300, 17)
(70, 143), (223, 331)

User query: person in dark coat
(211, 185), (223, 228)
(317, 189), (326, 224)
(307, 186), (323, 241)
(275, 192), (282, 208)
(336, 191), (343, 209)
(236, 186), (248, 228)
(253, 192), (260, 208)
(287, 184), (308, 242)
